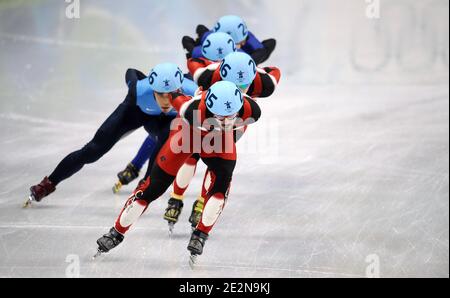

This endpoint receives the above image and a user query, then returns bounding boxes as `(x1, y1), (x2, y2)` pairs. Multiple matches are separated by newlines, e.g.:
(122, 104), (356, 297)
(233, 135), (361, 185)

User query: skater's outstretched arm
(168, 92), (261, 132)
(246, 66), (281, 98)
(187, 56), (281, 99)
(238, 95), (262, 123)
(168, 92), (194, 114)
(187, 58), (219, 88)
(194, 63), (221, 90)
(125, 68), (147, 87)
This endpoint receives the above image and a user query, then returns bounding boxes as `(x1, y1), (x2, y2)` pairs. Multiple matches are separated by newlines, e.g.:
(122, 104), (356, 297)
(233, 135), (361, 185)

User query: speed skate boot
(188, 198), (204, 230)
(113, 163), (140, 194)
(24, 177), (56, 208)
(187, 229), (208, 267)
(93, 227), (124, 258)
(164, 198), (184, 235)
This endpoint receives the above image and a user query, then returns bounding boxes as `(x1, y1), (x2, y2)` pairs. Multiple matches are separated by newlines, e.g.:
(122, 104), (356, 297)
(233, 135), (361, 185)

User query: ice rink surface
(0, 0), (448, 278)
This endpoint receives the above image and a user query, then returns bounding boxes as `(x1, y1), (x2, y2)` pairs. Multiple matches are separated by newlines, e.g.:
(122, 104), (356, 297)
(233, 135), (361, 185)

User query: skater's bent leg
(199, 168), (213, 200)
(196, 158), (236, 234)
(165, 154), (200, 226)
(187, 158), (235, 256)
(187, 168), (212, 228)
(114, 189), (150, 234)
(172, 153), (200, 199)
(142, 165), (176, 203)
(114, 165), (175, 234)
(114, 138), (192, 234)
(48, 104), (138, 185)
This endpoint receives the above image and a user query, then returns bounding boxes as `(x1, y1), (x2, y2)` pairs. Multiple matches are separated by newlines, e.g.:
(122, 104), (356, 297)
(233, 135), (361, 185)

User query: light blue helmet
(205, 81), (243, 116)
(220, 52), (257, 86)
(148, 63), (184, 93)
(213, 15), (248, 44)
(202, 32), (236, 62)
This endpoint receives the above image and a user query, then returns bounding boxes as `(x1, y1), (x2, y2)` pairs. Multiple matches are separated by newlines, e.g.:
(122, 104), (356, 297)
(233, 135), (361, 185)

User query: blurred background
(0, 0), (448, 115)
(0, 0), (448, 278)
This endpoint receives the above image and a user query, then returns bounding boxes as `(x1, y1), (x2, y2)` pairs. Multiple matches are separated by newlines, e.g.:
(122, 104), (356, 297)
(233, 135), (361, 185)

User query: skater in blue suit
(26, 63), (197, 206)
(112, 73), (197, 193)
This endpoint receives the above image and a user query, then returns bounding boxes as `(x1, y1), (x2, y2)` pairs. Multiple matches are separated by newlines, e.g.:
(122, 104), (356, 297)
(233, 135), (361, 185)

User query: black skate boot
(188, 199), (204, 230)
(187, 229), (208, 268)
(164, 198), (184, 235)
(113, 163), (140, 193)
(94, 227), (124, 258)
(24, 177), (56, 208)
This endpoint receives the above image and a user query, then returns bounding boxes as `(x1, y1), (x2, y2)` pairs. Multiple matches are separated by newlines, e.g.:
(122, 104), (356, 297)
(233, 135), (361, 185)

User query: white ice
(0, 0), (448, 278)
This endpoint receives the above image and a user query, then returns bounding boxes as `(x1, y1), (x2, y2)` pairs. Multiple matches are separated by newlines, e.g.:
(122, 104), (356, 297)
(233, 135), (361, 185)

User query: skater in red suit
(164, 51), (281, 231)
(95, 80), (262, 260)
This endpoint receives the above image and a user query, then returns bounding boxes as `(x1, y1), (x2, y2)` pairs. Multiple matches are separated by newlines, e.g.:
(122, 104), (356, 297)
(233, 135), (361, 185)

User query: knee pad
(175, 161), (197, 189)
(204, 170), (213, 191)
(201, 193), (225, 227)
(115, 192), (148, 234)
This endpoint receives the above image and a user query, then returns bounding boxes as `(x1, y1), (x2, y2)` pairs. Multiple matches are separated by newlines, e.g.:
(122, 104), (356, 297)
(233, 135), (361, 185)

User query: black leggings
(141, 157), (236, 204)
(48, 100), (173, 185)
